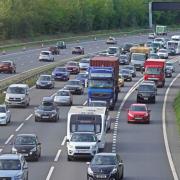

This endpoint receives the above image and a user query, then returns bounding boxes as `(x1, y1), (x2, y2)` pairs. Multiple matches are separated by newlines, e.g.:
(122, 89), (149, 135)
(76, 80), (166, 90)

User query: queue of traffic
(0, 32), (179, 180)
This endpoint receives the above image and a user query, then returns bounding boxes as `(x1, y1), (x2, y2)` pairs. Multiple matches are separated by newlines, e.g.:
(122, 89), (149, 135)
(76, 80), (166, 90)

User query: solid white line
(46, 166), (55, 180)
(5, 134), (14, 145)
(25, 114), (33, 121)
(54, 149), (62, 162)
(61, 136), (67, 146)
(15, 123), (24, 132)
(83, 100), (87, 106)
(162, 73), (180, 180)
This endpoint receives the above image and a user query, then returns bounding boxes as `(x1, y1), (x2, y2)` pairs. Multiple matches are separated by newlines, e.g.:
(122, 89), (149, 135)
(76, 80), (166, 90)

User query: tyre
(67, 155), (72, 161)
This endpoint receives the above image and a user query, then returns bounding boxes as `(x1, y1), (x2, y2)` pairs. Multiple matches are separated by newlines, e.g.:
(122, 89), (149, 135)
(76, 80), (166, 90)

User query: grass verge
(173, 91), (180, 132)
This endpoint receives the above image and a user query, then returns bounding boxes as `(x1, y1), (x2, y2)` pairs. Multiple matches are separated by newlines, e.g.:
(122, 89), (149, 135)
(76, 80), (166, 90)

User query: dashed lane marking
(5, 134), (14, 145)
(25, 114), (33, 121)
(46, 166), (55, 180)
(15, 123), (24, 132)
(61, 136), (67, 146)
(54, 149), (62, 162)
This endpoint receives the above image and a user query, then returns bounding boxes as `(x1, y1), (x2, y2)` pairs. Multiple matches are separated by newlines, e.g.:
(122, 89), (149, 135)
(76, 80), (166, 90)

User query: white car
(79, 58), (90, 70)
(54, 89), (73, 106)
(166, 62), (175, 72)
(67, 132), (99, 161)
(154, 38), (165, 46)
(39, 51), (54, 62)
(148, 33), (156, 39)
(106, 37), (117, 44)
(157, 49), (168, 59)
(0, 104), (11, 125)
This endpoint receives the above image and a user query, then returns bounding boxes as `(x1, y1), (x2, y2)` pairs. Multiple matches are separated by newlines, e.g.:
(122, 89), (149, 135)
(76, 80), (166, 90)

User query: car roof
(68, 79), (80, 82)
(2, 60), (13, 63)
(40, 74), (51, 77)
(95, 153), (116, 156)
(0, 154), (21, 160)
(42, 96), (54, 102)
(72, 132), (96, 135)
(16, 133), (36, 137)
(9, 84), (28, 88)
(131, 103), (146, 106)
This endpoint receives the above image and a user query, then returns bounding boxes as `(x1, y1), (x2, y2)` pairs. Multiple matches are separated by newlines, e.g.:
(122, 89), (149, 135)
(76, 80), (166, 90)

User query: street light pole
(149, 2), (153, 29)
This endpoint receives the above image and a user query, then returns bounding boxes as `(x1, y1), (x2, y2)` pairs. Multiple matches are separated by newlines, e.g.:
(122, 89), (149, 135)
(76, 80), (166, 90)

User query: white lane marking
(61, 136), (67, 146)
(0, 149), (3, 153)
(25, 114), (33, 121)
(29, 85), (35, 90)
(15, 123), (24, 132)
(5, 134), (14, 145)
(46, 166), (55, 180)
(83, 100), (87, 105)
(54, 149), (62, 162)
(162, 73), (180, 180)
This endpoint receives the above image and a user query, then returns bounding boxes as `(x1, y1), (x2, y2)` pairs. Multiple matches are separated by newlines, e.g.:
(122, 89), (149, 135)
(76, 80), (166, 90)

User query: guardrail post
(2, 50), (6, 55)
(41, 43), (44, 48)
(94, 37), (97, 41)
(22, 46), (26, 51)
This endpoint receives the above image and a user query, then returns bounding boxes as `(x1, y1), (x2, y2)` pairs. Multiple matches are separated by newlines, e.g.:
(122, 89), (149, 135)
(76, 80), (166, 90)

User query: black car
(36, 75), (55, 89)
(122, 65), (136, 77)
(87, 153), (124, 180)
(12, 134), (41, 161)
(136, 83), (156, 103)
(119, 69), (132, 81)
(34, 97), (59, 122)
(165, 68), (172, 78)
(119, 54), (130, 65)
(121, 43), (133, 53)
(64, 80), (84, 95)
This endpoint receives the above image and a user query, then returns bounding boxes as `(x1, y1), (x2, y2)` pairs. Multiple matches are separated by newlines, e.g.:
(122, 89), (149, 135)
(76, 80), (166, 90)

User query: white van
(67, 106), (110, 150)
(4, 84), (30, 107)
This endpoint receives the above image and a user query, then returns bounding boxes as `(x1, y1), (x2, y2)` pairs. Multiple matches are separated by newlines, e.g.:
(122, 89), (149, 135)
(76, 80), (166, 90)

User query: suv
(0, 153), (28, 180)
(136, 83), (156, 103)
(4, 84), (30, 107)
(0, 61), (16, 74)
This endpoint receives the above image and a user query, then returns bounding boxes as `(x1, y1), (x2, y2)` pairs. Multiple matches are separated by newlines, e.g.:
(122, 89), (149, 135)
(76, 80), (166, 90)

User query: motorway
(0, 33), (179, 180)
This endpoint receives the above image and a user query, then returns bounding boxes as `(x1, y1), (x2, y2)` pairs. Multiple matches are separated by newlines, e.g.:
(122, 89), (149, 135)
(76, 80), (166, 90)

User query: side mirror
(86, 162), (90, 165)
(37, 142), (41, 145)
(66, 139), (70, 143)
(118, 162), (123, 166)
(97, 140), (101, 143)
(26, 91), (29, 95)
(148, 110), (151, 113)
(23, 165), (28, 170)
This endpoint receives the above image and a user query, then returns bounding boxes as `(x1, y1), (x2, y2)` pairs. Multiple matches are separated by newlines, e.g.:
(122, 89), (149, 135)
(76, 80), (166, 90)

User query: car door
(6, 106), (10, 122)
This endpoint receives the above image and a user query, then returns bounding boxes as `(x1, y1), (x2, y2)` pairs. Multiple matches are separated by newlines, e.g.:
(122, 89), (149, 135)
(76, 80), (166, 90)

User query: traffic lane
(48, 73), (143, 180)
(115, 70), (180, 180)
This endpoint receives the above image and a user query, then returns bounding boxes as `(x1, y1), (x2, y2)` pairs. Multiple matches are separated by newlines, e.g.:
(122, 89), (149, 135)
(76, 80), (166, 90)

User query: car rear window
(41, 52), (49, 55)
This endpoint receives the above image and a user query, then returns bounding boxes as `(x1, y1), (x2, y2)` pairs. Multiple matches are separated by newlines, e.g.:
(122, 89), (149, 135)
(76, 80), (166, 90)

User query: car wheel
(35, 118), (39, 122)
(67, 155), (72, 161)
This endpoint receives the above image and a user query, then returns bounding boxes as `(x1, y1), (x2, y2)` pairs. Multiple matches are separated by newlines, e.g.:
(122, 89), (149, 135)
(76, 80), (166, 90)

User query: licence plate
(135, 117), (142, 120)
(22, 153), (28, 156)
(42, 116), (49, 118)
(96, 174), (107, 178)
(144, 97), (148, 100)
(77, 150), (89, 153)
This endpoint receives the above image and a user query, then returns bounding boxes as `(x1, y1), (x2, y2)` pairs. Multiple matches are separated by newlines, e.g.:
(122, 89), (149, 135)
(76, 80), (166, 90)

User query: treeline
(0, 0), (179, 39)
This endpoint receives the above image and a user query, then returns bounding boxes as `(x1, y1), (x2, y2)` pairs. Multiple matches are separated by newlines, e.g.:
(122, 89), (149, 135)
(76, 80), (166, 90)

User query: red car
(66, 61), (80, 74)
(72, 46), (84, 54)
(0, 61), (16, 73)
(127, 103), (150, 123)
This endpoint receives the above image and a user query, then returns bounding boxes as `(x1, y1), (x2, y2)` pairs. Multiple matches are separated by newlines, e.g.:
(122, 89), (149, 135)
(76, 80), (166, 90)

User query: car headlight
(0, 116), (6, 119)
(111, 167), (117, 174)
(12, 147), (17, 153)
(20, 97), (25, 100)
(88, 167), (94, 176)
(31, 147), (37, 152)
(35, 112), (41, 117)
(110, 99), (113, 104)
(51, 111), (57, 116)
(68, 144), (74, 149)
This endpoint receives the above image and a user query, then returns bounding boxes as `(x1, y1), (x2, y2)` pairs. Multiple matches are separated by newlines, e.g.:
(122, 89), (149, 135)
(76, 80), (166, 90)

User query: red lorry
(144, 59), (165, 87)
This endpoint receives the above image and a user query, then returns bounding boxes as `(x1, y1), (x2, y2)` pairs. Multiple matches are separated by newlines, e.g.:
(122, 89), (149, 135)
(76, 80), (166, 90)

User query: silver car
(0, 104), (11, 125)
(54, 89), (73, 106)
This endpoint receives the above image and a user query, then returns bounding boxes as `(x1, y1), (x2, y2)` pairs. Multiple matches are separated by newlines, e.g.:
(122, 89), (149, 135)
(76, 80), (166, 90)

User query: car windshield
(123, 66), (133, 70)
(80, 59), (89, 63)
(14, 136), (36, 145)
(57, 91), (69, 96)
(67, 81), (80, 85)
(120, 55), (127, 59)
(1, 62), (11, 65)
(108, 48), (117, 54)
(120, 69), (130, 74)
(76, 74), (88, 79)
(138, 85), (154, 91)
(89, 80), (113, 88)
(38, 105), (55, 111)
(166, 63), (172, 66)
(55, 67), (66, 72)
(159, 49), (166, 53)
(149, 54), (159, 59)
(132, 54), (146, 61)
(92, 155), (116, 165)
(7, 87), (25, 94)
(41, 52), (49, 55)
(0, 160), (21, 170)
(39, 76), (51, 81)
(67, 62), (77, 66)
(0, 107), (6, 113)
(130, 105), (146, 111)
(71, 134), (97, 142)
(155, 39), (163, 42)
(75, 47), (80, 49)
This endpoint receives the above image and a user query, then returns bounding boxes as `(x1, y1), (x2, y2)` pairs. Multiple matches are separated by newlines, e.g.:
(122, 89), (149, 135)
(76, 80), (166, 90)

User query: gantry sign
(149, 2), (180, 28)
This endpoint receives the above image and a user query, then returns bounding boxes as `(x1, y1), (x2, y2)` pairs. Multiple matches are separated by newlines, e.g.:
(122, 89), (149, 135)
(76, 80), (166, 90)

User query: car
(136, 82), (156, 103)
(106, 37), (117, 44)
(49, 46), (60, 55)
(142, 80), (157, 95)
(0, 60), (16, 73)
(0, 153), (28, 180)
(34, 96), (59, 122)
(66, 61), (80, 74)
(79, 58), (90, 70)
(107, 47), (120, 57)
(122, 65), (136, 77)
(36, 75), (55, 89)
(0, 104), (11, 125)
(87, 153), (124, 180)
(72, 46), (84, 54)
(12, 134), (41, 161)
(119, 69), (132, 81)
(64, 80), (84, 95)
(52, 66), (70, 81)
(56, 41), (66, 49)
(53, 89), (73, 106)
(148, 33), (156, 39)
(157, 49), (168, 59)
(167, 47), (176, 56)
(118, 74), (125, 87)
(149, 53), (159, 59)
(67, 132), (99, 161)
(165, 68), (172, 78)
(166, 62), (175, 72)
(127, 103), (150, 124)
(75, 72), (88, 87)
(4, 84), (30, 107)
(121, 43), (133, 53)
(154, 37), (165, 46)
(39, 51), (54, 62)
(119, 54), (130, 65)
